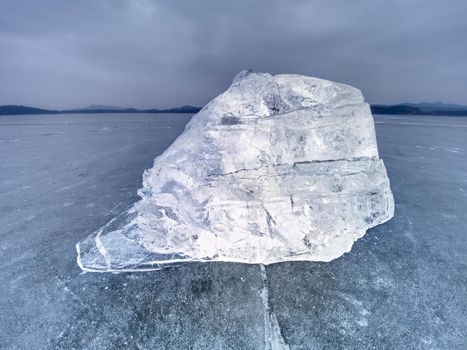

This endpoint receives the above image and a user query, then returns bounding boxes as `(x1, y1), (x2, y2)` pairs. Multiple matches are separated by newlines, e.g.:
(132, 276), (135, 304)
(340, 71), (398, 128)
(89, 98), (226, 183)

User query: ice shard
(77, 71), (394, 272)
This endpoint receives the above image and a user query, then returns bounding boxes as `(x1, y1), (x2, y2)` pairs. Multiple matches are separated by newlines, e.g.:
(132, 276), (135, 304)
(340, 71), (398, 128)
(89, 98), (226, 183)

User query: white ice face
(77, 71), (394, 272)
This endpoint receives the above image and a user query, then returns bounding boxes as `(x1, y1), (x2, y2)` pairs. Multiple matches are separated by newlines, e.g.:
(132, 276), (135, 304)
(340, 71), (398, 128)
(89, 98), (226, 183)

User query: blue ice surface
(0, 113), (466, 349)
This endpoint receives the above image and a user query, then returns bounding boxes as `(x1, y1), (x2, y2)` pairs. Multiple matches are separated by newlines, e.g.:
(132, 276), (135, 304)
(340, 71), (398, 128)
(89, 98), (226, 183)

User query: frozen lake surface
(0, 113), (466, 349)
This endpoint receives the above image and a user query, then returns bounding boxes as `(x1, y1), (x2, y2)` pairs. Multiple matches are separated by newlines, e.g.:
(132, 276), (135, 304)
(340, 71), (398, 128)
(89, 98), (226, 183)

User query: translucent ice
(77, 71), (394, 272)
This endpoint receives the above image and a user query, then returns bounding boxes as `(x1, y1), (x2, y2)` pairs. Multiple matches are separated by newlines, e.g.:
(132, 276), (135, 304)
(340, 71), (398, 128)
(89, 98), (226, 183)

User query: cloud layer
(1, 0), (466, 108)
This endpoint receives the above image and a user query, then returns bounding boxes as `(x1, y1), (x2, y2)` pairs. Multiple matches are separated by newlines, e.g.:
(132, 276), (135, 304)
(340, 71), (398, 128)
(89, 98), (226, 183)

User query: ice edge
(76, 202), (394, 274)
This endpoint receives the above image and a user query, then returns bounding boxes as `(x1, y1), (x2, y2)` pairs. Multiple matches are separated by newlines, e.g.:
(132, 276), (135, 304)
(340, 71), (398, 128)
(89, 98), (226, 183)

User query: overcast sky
(1, 0), (466, 109)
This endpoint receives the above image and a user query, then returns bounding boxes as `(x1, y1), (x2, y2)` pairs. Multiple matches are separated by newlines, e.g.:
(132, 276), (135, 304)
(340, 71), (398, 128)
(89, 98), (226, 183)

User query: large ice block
(77, 71), (394, 272)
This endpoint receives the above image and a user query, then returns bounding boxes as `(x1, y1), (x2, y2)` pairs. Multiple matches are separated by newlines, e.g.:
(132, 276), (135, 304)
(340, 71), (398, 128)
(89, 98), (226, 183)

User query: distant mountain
(3, 102), (465, 117)
(371, 104), (422, 115)
(371, 103), (467, 116)
(81, 105), (127, 111)
(402, 102), (467, 111)
(0, 105), (202, 116)
(66, 107), (139, 113)
(148, 105), (202, 113)
(0, 105), (58, 115)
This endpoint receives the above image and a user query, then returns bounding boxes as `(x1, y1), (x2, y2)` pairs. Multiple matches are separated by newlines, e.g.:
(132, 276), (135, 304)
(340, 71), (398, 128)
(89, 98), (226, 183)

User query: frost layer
(77, 71), (394, 272)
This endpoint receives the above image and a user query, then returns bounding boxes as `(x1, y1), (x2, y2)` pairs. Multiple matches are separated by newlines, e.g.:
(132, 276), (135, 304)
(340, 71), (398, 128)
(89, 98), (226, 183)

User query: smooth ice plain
(0, 113), (466, 349)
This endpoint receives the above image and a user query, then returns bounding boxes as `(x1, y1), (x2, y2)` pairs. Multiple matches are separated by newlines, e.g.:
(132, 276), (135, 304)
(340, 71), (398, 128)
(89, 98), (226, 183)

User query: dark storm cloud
(1, 0), (466, 108)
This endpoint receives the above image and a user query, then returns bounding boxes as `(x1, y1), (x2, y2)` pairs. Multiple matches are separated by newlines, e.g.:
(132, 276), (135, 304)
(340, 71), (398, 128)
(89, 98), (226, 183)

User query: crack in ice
(260, 264), (290, 350)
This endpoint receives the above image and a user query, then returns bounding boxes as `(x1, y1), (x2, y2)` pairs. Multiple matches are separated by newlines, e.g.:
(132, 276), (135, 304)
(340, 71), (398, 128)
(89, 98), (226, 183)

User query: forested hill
(2, 103), (467, 116)
(371, 103), (467, 116)
(0, 105), (202, 115)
